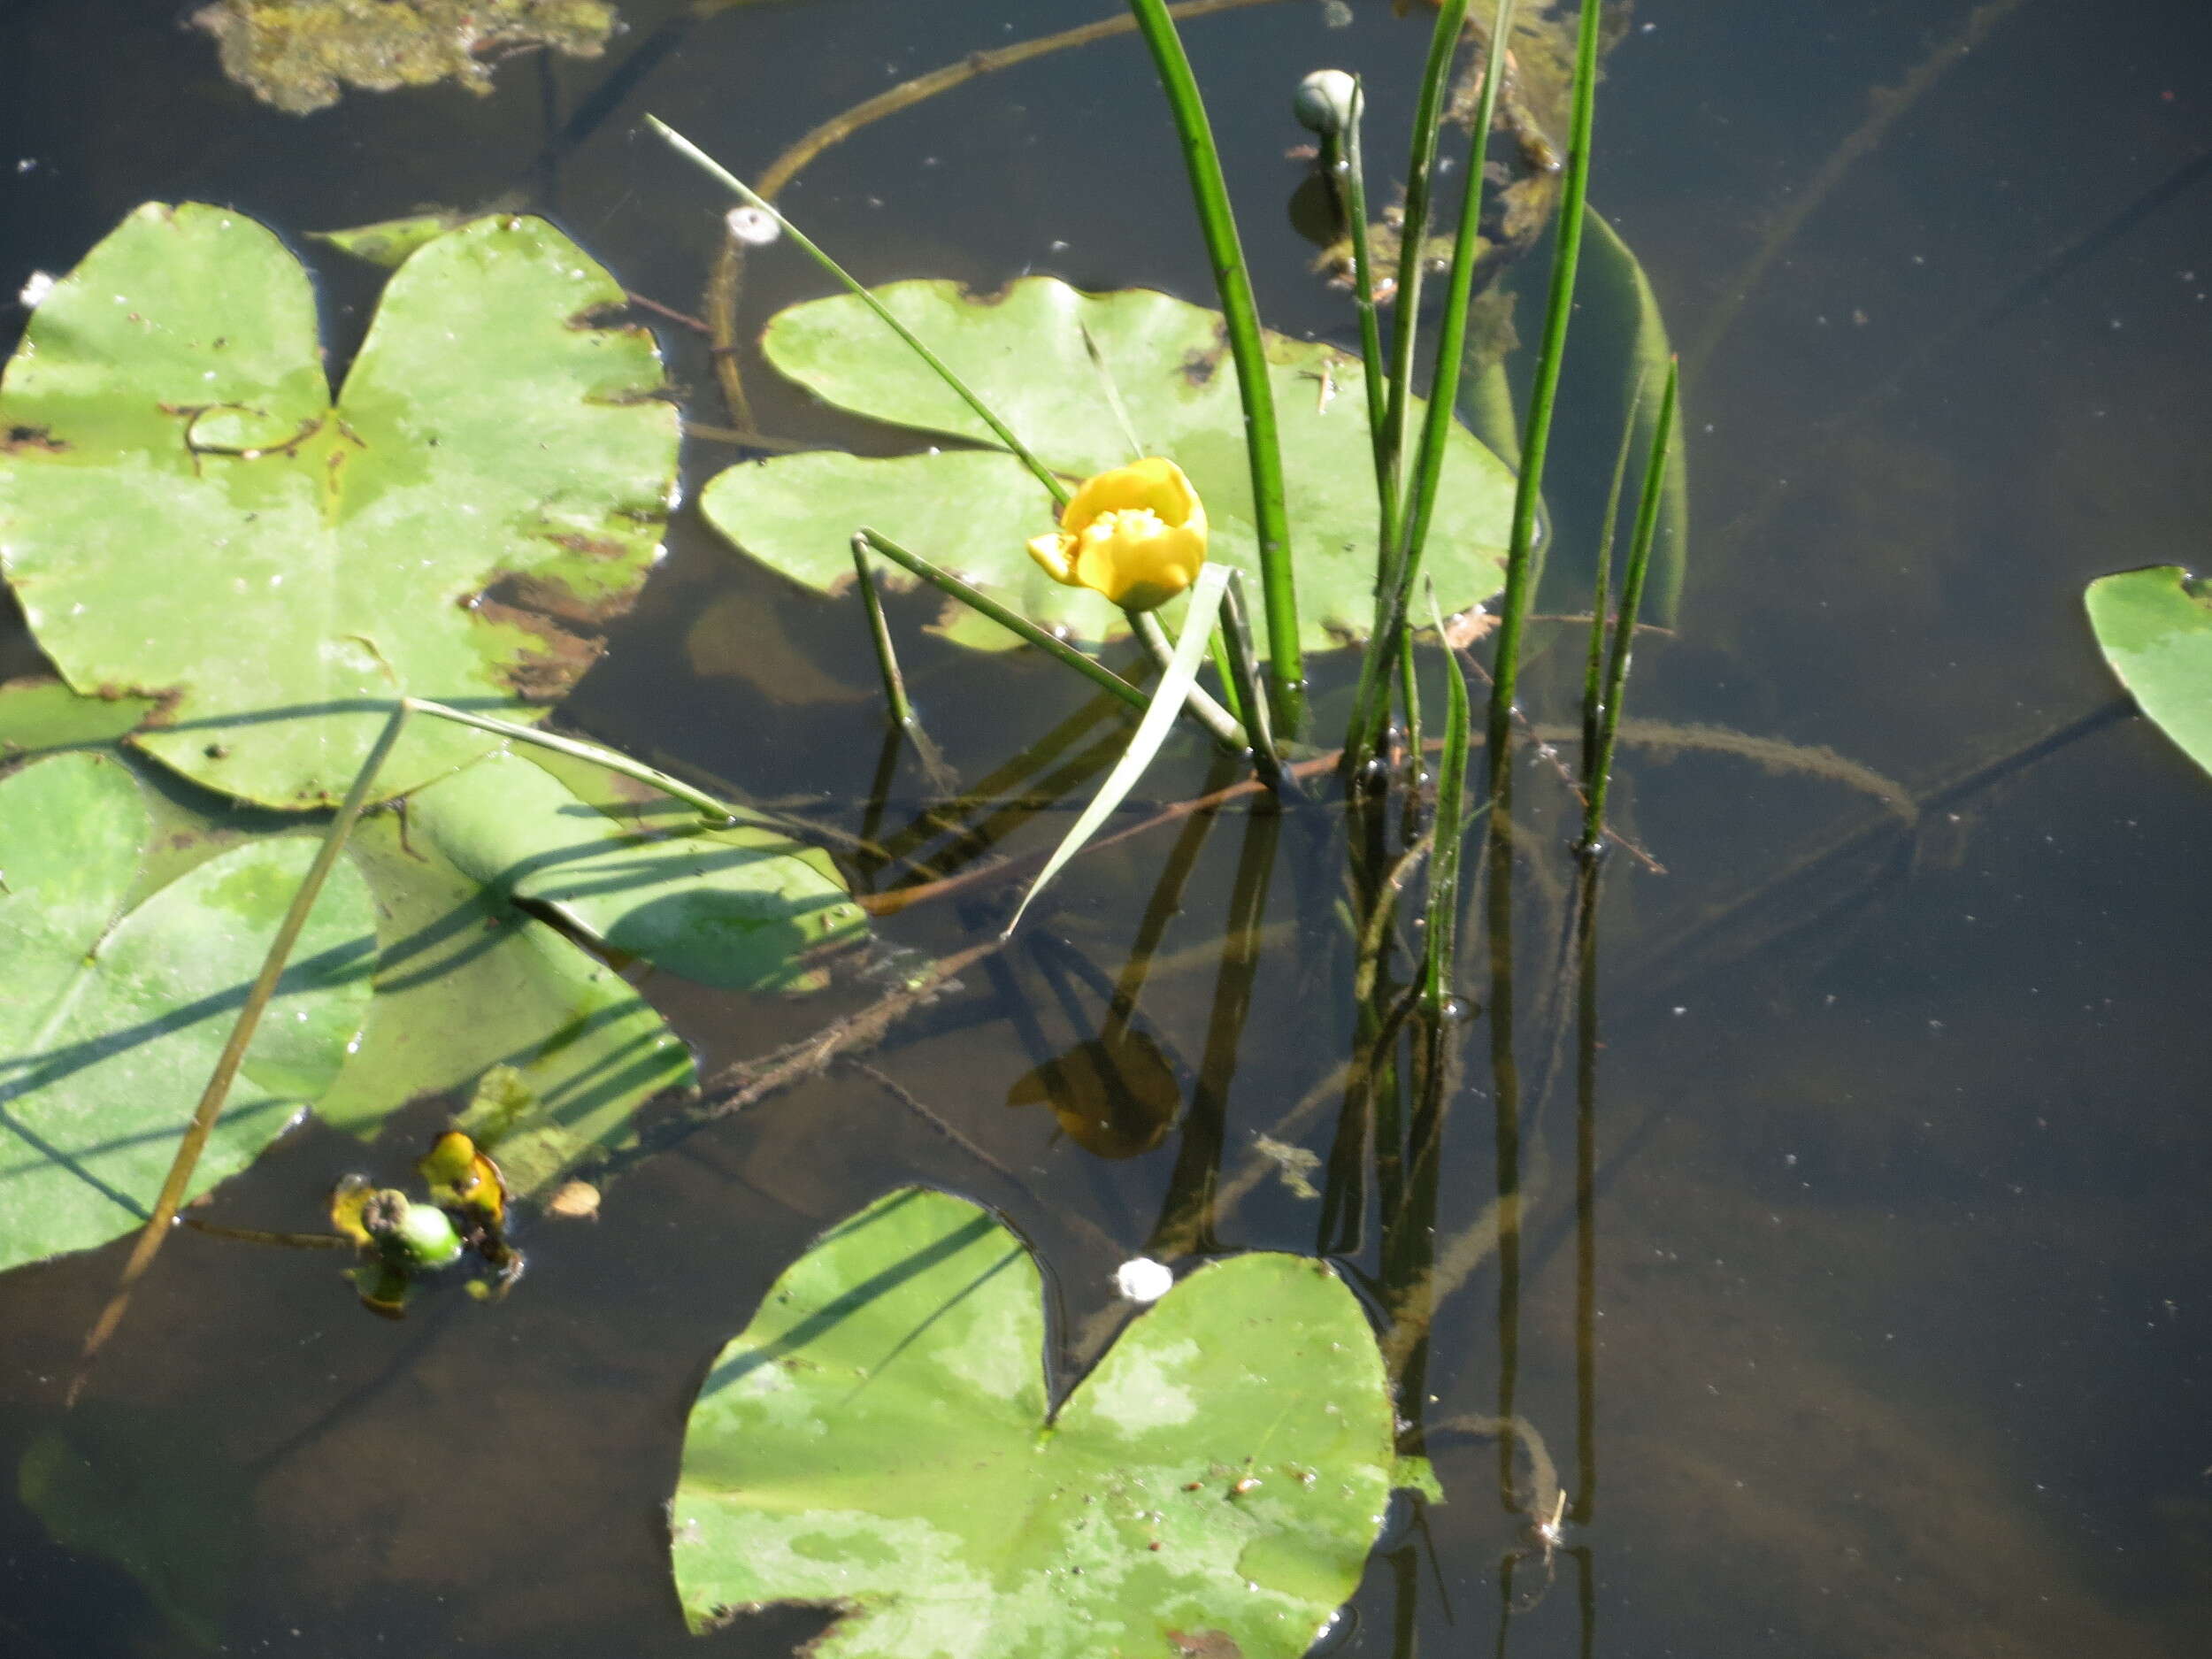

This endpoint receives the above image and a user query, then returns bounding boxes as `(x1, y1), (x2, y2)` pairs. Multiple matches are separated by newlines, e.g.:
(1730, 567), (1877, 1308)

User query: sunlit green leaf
(2085, 565), (2212, 779)
(0, 202), (677, 810)
(672, 1187), (1403, 1658)
(702, 277), (1516, 653)
(403, 748), (868, 994)
(0, 752), (374, 1271)
(311, 806), (694, 1163)
(0, 676), (153, 757)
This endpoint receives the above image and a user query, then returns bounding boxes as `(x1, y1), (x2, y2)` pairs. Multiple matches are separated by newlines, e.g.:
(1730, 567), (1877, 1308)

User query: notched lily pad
(701, 277), (1516, 654)
(2085, 565), (2212, 779)
(672, 1187), (1403, 1659)
(0, 201), (678, 809)
(192, 0), (618, 115)
(0, 752), (374, 1273)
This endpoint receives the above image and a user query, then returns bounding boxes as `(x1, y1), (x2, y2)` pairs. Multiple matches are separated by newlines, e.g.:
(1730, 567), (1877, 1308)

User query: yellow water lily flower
(1026, 457), (1208, 612)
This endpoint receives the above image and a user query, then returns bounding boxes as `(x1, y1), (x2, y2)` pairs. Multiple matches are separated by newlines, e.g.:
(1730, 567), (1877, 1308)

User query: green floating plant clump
(672, 1187), (1414, 1659)
(193, 0), (618, 114)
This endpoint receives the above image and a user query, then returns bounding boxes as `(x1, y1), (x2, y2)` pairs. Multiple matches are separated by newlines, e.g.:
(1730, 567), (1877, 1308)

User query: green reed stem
(1319, 78), (1394, 542)
(1348, 0), (1506, 773)
(1206, 626), (1249, 733)
(72, 701), (411, 1404)
(1122, 0), (1300, 737)
(849, 535), (915, 729)
(1485, 0), (1603, 805)
(854, 527), (1146, 710)
(1394, 0), (1513, 613)
(1379, 0), (1472, 505)
(648, 115), (1070, 509)
(1582, 367), (1646, 772)
(1217, 571), (1291, 795)
(1582, 358), (1677, 851)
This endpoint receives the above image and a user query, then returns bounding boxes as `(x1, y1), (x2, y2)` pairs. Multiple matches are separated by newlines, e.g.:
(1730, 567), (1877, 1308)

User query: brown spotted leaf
(0, 202), (677, 809)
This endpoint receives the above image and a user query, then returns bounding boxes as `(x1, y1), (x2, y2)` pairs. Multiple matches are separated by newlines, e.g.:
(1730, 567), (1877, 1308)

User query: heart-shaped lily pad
(0, 751), (374, 1272)
(701, 277), (1516, 653)
(0, 201), (678, 809)
(2085, 565), (2212, 779)
(672, 1187), (1402, 1658)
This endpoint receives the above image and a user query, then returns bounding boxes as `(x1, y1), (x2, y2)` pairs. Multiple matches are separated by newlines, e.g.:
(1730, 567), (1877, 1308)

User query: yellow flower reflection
(1025, 457), (1208, 613)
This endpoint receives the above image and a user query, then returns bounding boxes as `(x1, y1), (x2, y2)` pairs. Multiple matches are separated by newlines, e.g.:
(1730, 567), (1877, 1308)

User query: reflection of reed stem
(1145, 808), (1279, 1257)
(1571, 858), (1601, 1525)
(1485, 801), (1524, 1507)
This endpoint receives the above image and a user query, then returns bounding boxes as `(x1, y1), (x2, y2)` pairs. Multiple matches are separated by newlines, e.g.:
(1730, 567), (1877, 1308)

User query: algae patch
(192, 0), (618, 115)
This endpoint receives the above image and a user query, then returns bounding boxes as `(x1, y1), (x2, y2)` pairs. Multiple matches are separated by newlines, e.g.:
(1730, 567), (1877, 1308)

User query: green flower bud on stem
(1293, 69), (1359, 139)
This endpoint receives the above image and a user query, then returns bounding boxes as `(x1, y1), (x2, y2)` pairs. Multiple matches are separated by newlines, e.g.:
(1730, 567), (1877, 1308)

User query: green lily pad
(308, 211), (477, 269)
(0, 752), (374, 1273)
(0, 201), (677, 810)
(2085, 565), (2212, 778)
(0, 676), (153, 757)
(310, 806), (695, 1159)
(701, 277), (1517, 653)
(403, 748), (868, 994)
(672, 1187), (1402, 1658)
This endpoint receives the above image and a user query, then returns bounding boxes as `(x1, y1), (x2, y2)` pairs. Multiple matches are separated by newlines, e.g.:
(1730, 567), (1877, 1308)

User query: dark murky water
(4, 1), (2211, 1654)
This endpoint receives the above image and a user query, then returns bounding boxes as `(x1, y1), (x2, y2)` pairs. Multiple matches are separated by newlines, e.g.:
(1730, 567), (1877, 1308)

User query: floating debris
(191, 0), (620, 115)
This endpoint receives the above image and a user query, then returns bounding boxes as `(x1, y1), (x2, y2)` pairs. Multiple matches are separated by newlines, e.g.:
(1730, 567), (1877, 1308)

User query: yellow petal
(1026, 531), (1078, 586)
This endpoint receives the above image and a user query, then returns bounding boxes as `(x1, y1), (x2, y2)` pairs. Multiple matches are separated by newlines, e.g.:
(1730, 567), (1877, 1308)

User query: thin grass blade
(1582, 359), (1678, 850)
(648, 116), (1070, 507)
(1582, 208), (1689, 622)
(1002, 561), (1233, 937)
(1582, 365), (1647, 774)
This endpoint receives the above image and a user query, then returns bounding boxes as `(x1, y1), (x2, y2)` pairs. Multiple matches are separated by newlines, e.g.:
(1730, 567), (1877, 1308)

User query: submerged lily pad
(0, 202), (677, 810)
(192, 0), (618, 115)
(701, 277), (1517, 654)
(672, 1187), (1402, 1658)
(2085, 565), (2212, 778)
(0, 752), (374, 1273)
